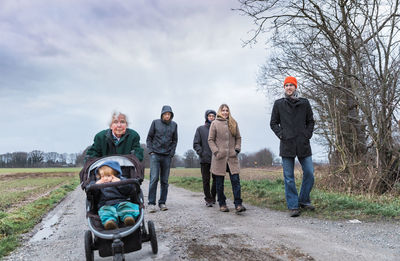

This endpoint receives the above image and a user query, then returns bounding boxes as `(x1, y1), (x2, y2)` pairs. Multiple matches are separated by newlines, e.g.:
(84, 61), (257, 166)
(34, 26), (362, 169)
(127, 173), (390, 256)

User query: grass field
(0, 169), (79, 258)
(0, 168), (81, 174)
(163, 167), (400, 221)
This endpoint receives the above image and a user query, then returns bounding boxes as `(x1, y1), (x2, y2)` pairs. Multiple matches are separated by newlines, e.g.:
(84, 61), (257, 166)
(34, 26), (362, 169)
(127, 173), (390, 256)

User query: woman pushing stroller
(81, 112), (158, 260)
(85, 111), (143, 230)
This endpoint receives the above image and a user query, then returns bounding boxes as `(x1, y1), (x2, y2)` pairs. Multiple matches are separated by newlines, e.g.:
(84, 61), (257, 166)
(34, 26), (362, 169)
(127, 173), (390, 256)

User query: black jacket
(193, 109), (216, 164)
(270, 97), (315, 158)
(146, 105), (178, 157)
(193, 123), (212, 164)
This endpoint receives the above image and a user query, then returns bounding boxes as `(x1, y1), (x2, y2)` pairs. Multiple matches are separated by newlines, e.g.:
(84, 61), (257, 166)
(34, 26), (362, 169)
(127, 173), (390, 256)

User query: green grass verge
(0, 177), (79, 258)
(168, 176), (400, 221)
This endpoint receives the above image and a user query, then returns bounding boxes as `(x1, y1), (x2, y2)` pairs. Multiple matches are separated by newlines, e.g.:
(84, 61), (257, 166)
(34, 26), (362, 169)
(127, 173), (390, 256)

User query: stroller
(80, 154), (158, 261)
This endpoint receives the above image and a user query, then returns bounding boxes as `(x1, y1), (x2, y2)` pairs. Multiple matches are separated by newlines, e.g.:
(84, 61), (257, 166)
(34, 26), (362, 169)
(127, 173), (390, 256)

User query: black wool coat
(270, 97), (315, 158)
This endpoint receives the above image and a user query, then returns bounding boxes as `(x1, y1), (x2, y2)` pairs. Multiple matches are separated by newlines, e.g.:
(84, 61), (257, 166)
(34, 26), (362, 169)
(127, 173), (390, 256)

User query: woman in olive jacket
(85, 112), (144, 162)
(208, 104), (246, 213)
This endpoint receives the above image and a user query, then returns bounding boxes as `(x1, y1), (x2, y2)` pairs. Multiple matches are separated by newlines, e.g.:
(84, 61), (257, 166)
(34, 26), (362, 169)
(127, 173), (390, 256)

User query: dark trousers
(148, 154), (171, 205)
(215, 164), (242, 207)
(200, 163), (216, 203)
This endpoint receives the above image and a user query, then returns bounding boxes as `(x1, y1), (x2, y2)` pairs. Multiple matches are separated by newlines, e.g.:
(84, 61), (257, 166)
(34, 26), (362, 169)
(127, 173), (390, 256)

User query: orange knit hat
(284, 76), (297, 88)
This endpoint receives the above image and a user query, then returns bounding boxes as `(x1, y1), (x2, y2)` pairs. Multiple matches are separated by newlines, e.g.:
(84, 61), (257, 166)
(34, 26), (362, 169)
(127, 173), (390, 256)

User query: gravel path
(3, 180), (400, 261)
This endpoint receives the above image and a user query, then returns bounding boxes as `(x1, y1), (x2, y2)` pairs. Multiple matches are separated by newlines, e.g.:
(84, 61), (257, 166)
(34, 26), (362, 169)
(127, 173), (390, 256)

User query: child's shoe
(124, 216), (135, 226)
(104, 219), (118, 230)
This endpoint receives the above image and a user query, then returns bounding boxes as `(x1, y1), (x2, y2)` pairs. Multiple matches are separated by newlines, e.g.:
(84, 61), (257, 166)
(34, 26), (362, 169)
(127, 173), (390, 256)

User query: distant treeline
(142, 146), (276, 169)
(0, 150), (85, 168)
(0, 145), (276, 169)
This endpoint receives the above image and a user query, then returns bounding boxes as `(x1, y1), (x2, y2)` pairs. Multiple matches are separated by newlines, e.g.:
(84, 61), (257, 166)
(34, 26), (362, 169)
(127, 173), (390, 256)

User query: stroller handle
(85, 178), (141, 193)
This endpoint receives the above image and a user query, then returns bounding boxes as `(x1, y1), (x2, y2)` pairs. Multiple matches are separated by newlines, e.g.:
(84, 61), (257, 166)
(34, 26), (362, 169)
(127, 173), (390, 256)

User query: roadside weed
(165, 168), (400, 221)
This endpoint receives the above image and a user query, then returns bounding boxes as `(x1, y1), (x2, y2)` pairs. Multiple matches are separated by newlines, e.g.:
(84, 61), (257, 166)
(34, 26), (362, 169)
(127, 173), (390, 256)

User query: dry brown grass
(0, 172), (78, 212)
(145, 167), (284, 181)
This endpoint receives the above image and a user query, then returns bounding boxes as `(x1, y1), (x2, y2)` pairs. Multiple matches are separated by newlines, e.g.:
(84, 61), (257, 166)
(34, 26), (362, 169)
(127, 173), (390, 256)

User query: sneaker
(206, 202), (213, 207)
(219, 205), (229, 212)
(235, 205), (247, 213)
(124, 216), (135, 226)
(104, 219), (118, 230)
(300, 204), (315, 211)
(159, 204), (168, 211)
(289, 209), (301, 217)
(148, 204), (157, 213)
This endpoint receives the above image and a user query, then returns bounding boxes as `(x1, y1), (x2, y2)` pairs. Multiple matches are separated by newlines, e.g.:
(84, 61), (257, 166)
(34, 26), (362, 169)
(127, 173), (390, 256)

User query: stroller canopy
(80, 154), (144, 190)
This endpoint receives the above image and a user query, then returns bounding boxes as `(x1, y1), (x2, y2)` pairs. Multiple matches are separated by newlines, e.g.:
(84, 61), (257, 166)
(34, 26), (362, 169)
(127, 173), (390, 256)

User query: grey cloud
(0, 0), (301, 159)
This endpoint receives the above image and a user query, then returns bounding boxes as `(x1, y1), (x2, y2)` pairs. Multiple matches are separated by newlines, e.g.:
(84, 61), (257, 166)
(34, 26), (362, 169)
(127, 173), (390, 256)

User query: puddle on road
(30, 213), (60, 242)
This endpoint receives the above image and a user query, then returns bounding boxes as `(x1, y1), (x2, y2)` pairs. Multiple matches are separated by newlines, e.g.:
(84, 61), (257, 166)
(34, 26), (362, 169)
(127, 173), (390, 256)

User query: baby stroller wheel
(148, 220), (158, 254)
(84, 230), (94, 261)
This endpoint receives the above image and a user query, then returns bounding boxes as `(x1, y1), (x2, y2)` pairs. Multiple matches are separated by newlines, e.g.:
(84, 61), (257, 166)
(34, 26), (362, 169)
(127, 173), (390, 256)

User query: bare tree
(0, 153), (12, 167)
(75, 147), (90, 167)
(253, 148), (274, 167)
(29, 150), (44, 167)
(171, 154), (184, 168)
(11, 152), (28, 167)
(238, 148), (274, 167)
(183, 149), (200, 168)
(45, 152), (60, 166)
(238, 153), (251, 168)
(238, 0), (400, 193)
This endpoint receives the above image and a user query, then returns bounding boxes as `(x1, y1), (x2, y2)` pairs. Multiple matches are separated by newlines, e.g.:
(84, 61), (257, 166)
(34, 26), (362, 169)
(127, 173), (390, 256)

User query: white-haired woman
(86, 112), (143, 161)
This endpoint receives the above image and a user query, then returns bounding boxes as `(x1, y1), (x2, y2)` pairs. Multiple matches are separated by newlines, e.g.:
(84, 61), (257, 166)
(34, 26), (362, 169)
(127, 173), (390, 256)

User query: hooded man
(193, 109), (217, 207)
(146, 105), (178, 212)
(270, 76), (315, 217)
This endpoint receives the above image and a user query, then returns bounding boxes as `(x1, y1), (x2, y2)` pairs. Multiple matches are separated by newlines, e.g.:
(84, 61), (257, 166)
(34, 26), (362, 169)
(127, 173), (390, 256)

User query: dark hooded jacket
(91, 160), (134, 208)
(193, 110), (216, 164)
(146, 105), (178, 157)
(270, 97), (315, 158)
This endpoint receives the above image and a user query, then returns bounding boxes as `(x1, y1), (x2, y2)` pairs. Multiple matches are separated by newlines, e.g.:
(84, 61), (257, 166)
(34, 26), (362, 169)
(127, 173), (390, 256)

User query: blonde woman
(208, 104), (246, 213)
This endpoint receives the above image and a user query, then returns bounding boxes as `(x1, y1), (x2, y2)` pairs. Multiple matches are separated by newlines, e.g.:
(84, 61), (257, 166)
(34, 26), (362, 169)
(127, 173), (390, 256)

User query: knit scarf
(285, 89), (299, 101)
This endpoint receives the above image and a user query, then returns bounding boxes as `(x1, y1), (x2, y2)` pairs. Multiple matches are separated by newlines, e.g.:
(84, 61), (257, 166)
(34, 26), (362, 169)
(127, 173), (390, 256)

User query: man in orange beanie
(283, 76), (297, 88)
(270, 76), (315, 217)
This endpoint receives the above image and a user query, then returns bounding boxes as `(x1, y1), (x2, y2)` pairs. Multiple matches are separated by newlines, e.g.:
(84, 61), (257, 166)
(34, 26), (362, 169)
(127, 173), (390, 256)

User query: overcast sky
(0, 0), (326, 161)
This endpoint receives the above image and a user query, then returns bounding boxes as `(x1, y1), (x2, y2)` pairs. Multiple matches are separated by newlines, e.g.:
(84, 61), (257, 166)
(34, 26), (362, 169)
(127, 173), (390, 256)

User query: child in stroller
(94, 161), (140, 230)
(80, 154), (157, 261)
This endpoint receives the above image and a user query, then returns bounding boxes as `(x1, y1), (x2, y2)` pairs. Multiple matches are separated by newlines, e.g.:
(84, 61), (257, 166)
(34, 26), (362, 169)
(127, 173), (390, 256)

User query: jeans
(98, 201), (139, 225)
(215, 165), (242, 207)
(201, 163), (216, 203)
(282, 156), (314, 209)
(148, 153), (171, 205)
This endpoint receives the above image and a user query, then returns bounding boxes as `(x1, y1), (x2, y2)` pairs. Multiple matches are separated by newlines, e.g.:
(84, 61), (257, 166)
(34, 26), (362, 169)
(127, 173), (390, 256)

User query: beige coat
(208, 117), (241, 175)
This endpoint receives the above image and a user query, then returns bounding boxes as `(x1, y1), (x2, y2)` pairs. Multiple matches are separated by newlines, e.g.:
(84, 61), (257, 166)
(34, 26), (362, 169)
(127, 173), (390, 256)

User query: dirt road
(3, 180), (400, 261)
